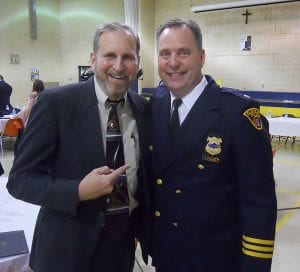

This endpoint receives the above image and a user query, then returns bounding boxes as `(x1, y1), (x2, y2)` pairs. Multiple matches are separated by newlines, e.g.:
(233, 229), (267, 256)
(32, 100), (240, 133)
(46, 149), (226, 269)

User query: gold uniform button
(156, 179), (163, 185)
(155, 211), (160, 217)
(197, 164), (205, 170)
(149, 145), (154, 151)
(175, 189), (182, 194)
(172, 222), (179, 227)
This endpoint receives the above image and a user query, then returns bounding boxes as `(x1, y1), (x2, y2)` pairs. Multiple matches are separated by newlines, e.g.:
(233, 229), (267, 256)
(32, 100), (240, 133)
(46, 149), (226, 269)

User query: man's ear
(200, 49), (206, 68)
(90, 52), (96, 69)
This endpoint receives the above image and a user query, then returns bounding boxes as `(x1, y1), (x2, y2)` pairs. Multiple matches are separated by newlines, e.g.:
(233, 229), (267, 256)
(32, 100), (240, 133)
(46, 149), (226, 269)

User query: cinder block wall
(154, 0), (300, 92)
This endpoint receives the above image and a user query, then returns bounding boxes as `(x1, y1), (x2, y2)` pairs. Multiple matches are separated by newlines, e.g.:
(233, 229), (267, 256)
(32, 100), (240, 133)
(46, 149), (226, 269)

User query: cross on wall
(242, 9), (252, 24)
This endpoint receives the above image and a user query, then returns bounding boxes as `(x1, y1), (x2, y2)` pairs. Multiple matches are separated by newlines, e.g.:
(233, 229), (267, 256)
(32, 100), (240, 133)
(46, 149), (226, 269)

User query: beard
(95, 74), (129, 100)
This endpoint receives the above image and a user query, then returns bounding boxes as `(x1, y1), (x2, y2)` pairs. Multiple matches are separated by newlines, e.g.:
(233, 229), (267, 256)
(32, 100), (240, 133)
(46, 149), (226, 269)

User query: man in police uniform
(148, 19), (277, 272)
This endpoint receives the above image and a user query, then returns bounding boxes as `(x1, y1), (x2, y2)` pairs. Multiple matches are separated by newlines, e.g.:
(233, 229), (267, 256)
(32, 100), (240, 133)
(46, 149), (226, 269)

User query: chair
(0, 118), (24, 158)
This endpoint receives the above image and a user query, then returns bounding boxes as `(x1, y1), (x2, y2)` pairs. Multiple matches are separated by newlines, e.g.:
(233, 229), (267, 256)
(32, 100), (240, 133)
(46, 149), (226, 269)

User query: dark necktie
(170, 98), (182, 137)
(106, 99), (129, 215)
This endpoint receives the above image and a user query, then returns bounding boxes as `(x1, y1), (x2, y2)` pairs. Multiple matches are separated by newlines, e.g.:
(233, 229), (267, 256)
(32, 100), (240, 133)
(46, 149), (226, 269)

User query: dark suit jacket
(7, 77), (151, 272)
(0, 80), (13, 114)
(149, 75), (277, 272)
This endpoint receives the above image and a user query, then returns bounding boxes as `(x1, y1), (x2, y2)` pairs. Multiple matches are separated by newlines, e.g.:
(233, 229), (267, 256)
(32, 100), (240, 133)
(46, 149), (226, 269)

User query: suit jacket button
(154, 211), (161, 217)
(172, 222), (179, 227)
(149, 145), (154, 151)
(156, 179), (163, 185)
(175, 189), (182, 194)
(197, 164), (205, 170)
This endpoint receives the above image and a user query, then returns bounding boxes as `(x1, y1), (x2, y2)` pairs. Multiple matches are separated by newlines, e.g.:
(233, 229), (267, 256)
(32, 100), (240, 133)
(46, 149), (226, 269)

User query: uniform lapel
(150, 91), (172, 171)
(158, 82), (221, 171)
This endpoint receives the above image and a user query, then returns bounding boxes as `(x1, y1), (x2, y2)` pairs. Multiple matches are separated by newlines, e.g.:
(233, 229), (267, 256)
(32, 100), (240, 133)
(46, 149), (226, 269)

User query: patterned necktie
(106, 98), (129, 215)
(170, 98), (182, 137)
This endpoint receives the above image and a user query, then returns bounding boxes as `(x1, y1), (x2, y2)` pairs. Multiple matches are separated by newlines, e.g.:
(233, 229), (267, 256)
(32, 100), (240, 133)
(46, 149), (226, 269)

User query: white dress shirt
(170, 75), (208, 125)
(94, 77), (140, 213)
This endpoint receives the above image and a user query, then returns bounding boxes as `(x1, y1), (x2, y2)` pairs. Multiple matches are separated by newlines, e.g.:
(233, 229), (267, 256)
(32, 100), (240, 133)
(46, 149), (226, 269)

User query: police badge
(205, 137), (222, 156)
(202, 136), (223, 163)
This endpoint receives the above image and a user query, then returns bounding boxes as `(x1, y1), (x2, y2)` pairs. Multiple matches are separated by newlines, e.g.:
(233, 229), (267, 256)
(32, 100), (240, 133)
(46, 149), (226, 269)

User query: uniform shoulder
(220, 87), (260, 109)
(221, 87), (252, 101)
(220, 87), (264, 130)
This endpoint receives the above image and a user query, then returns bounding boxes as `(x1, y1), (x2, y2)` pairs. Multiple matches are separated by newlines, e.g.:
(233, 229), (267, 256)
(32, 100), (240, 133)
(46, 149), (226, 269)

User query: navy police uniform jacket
(149, 75), (277, 272)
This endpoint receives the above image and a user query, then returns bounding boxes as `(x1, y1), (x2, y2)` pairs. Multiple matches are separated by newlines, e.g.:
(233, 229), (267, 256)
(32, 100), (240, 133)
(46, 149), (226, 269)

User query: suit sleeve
(6, 92), (80, 215)
(233, 103), (277, 271)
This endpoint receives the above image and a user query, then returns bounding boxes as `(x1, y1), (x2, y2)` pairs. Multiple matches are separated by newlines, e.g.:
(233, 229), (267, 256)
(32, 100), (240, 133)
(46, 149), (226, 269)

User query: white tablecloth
(267, 117), (300, 137)
(0, 178), (39, 272)
(0, 118), (10, 134)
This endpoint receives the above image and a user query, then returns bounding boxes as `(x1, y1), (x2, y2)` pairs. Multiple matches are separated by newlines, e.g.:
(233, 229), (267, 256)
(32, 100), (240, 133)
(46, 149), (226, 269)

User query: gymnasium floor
(1, 138), (300, 272)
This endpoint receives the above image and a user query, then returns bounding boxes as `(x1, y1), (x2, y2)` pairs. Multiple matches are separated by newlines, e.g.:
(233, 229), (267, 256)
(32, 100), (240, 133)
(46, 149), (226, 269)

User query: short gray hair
(156, 19), (203, 49)
(93, 22), (140, 55)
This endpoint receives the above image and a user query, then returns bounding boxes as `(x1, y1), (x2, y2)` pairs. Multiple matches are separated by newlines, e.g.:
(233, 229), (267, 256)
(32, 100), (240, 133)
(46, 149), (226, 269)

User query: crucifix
(242, 9), (252, 24)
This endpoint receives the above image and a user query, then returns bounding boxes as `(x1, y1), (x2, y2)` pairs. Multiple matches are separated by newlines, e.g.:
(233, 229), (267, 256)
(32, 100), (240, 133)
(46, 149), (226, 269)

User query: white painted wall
(155, 0), (300, 92)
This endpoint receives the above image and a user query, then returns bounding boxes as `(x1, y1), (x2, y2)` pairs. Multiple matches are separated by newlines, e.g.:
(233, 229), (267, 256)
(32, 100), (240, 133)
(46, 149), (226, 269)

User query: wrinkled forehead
(98, 30), (139, 55)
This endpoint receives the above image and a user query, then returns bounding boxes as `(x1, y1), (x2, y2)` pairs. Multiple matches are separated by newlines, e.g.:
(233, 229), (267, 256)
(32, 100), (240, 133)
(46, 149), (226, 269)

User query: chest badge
(205, 137), (222, 156)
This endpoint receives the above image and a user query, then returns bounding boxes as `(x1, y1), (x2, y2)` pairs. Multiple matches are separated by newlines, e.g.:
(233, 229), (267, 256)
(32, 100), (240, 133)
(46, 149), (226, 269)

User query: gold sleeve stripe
(242, 241), (274, 252)
(242, 248), (273, 259)
(243, 235), (274, 245)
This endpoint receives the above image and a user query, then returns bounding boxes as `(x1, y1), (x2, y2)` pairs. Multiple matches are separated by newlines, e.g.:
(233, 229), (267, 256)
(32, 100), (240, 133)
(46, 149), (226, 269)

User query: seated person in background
(0, 75), (13, 115)
(14, 79), (45, 126)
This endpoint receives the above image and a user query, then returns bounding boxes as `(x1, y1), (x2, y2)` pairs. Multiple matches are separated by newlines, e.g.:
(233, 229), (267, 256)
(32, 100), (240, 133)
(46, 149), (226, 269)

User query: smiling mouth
(109, 74), (127, 80)
(167, 72), (185, 77)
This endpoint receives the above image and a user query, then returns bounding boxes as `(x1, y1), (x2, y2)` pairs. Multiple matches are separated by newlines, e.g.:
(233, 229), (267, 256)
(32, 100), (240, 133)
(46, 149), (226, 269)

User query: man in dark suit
(148, 19), (277, 272)
(0, 75), (13, 115)
(7, 22), (150, 272)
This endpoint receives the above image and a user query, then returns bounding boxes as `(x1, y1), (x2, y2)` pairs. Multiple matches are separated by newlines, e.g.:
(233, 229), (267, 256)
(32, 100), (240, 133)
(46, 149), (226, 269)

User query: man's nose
(168, 54), (180, 68)
(113, 57), (125, 71)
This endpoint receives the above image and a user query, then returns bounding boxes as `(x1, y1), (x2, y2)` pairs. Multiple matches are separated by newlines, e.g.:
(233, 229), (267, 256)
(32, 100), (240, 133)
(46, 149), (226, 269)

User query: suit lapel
(127, 90), (149, 147)
(71, 78), (105, 164)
